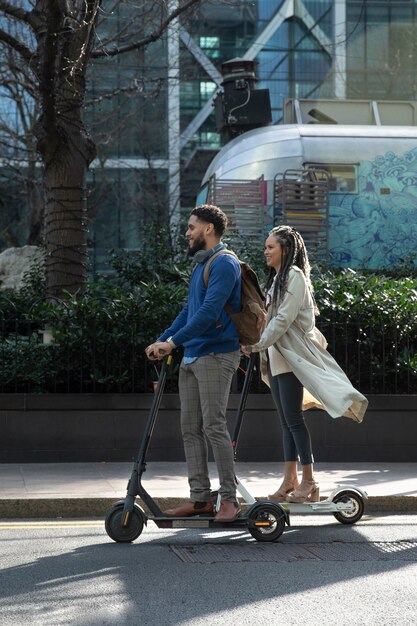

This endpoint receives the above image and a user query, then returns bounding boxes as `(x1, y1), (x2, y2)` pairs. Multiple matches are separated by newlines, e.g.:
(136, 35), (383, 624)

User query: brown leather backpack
(203, 249), (266, 345)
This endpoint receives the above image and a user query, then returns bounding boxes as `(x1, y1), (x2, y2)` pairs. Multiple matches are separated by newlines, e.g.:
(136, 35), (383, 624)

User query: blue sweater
(159, 248), (241, 357)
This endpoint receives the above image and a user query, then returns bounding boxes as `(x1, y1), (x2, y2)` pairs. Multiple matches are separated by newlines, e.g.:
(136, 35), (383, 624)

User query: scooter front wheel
(105, 503), (145, 542)
(247, 503), (286, 542)
(332, 490), (365, 525)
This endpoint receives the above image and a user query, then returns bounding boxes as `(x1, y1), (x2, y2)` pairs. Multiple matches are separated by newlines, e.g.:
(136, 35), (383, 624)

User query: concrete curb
(1, 496), (417, 519)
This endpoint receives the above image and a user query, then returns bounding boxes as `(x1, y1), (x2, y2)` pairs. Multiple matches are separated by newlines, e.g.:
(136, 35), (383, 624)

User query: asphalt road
(1, 514), (416, 626)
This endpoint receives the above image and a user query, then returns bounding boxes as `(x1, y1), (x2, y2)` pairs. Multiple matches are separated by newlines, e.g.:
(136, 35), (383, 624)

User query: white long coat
(253, 266), (368, 423)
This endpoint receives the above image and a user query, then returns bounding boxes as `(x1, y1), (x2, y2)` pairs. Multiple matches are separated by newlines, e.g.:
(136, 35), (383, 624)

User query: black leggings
(268, 366), (313, 465)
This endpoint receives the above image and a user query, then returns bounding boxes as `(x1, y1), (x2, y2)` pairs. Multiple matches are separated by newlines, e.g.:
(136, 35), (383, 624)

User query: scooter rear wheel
(247, 503), (286, 542)
(105, 503), (144, 542)
(332, 491), (365, 524)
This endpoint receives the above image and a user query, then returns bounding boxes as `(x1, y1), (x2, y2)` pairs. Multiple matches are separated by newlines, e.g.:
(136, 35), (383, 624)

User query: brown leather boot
(163, 500), (214, 517)
(214, 501), (241, 522)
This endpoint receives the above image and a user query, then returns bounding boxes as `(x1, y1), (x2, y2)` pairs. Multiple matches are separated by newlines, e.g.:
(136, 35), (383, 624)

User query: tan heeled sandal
(287, 480), (320, 503)
(268, 479), (299, 503)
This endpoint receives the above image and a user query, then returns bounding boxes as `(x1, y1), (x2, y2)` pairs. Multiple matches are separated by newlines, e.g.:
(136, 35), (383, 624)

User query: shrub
(0, 229), (416, 394)
(313, 268), (417, 393)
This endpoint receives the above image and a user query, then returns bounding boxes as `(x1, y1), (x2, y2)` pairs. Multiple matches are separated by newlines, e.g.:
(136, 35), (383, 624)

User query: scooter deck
(151, 515), (249, 529)
(279, 498), (359, 514)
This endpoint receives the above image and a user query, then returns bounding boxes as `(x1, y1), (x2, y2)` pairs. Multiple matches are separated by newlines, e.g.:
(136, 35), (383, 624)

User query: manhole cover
(170, 541), (417, 564)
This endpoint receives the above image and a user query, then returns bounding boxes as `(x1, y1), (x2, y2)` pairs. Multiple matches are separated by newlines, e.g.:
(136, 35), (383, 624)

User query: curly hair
(191, 204), (228, 237)
(265, 225), (318, 314)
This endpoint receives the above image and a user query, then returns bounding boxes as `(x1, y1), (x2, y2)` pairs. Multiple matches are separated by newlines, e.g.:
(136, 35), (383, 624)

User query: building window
(199, 36), (220, 58)
(200, 81), (217, 100)
(200, 131), (221, 148)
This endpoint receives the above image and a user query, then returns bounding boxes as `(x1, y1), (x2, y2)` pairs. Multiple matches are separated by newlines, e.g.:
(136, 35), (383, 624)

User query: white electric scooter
(211, 353), (367, 540)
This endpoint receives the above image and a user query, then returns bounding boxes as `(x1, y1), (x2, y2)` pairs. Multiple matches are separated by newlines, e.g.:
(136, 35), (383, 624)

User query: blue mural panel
(329, 148), (417, 268)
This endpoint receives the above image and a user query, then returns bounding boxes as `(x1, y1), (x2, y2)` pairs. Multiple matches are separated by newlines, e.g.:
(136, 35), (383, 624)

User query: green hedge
(313, 268), (417, 393)
(0, 232), (416, 394)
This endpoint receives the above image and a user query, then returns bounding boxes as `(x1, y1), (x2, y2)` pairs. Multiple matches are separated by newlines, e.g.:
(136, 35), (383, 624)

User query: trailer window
(196, 183), (209, 206)
(306, 163), (357, 193)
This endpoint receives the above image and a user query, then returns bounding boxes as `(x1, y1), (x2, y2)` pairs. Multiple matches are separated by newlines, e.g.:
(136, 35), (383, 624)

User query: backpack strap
(203, 249), (238, 287)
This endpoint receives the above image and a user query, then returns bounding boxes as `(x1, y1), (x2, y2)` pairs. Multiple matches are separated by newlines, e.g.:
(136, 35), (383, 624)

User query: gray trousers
(178, 351), (240, 503)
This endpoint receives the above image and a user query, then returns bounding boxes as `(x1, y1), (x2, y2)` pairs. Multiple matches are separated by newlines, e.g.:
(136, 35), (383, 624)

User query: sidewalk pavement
(0, 462), (416, 518)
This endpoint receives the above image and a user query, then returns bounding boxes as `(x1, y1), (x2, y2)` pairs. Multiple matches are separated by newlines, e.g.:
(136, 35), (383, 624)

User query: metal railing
(0, 317), (415, 395)
(315, 319), (416, 395)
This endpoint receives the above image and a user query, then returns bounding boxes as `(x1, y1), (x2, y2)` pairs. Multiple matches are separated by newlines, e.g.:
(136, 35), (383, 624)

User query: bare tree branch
(94, 0), (156, 46)
(92, 0), (200, 57)
(0, 28), (33, 62)
(0, 0), (33, 25)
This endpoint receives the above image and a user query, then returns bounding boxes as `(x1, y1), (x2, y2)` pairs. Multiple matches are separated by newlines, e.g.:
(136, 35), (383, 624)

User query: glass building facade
(345, 0), (417, 100)
(2, 1), (417, 269)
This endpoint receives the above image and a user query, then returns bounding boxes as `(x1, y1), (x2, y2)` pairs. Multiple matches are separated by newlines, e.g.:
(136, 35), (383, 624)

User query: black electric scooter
(104, 354), (289, 543)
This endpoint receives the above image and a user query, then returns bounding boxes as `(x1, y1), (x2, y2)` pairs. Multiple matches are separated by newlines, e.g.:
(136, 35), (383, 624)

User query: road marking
(0, 515), (415, 531)
(0, 521), (104, 530)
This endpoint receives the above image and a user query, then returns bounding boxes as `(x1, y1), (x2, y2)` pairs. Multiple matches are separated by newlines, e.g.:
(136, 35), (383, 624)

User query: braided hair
(264, 225), (318, 314)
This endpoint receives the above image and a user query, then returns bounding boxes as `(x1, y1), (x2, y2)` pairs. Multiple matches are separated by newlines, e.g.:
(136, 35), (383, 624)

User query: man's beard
(187, 233), (206, 256)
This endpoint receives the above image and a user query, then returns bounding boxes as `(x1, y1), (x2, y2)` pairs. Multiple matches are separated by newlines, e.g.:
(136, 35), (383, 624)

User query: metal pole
(167, 0), (181, 230)
(333, 0), (347, 99)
